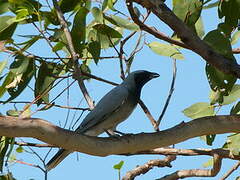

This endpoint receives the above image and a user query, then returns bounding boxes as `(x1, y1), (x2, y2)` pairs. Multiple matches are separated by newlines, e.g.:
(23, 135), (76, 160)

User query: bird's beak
(150, 72), (160, 79)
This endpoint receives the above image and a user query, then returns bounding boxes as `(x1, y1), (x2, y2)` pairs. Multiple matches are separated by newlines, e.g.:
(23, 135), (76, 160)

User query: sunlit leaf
(231, 31), (240, 45)
(91, 7), (103, 23)
(0, 16), (18, 40)
(148, 42), (184, 60)
(0, 60), (7, 76)
(182, 102), (215, 119)
(224, 133), (240, 155)
(113, 160), (124, 170)
(202, 158), (213, 168)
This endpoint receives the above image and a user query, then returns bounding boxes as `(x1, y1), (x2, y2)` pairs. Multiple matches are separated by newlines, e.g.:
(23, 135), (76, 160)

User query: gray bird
(46, 70), (159, 171)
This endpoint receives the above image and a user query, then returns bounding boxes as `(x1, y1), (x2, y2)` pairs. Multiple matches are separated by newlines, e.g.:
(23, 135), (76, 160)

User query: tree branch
(127, 0), (240, 78)
(1, 115), (240, 156)
(130, 147), (240, 160)
(52, 0), (95, 109)
(158, 153), (222, 179)
(122, 155), (176, 180)
(220, 161), (240, 180)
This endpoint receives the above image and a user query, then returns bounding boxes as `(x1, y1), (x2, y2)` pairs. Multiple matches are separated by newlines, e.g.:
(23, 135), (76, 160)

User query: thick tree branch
(127, 0), (240, 78)
(158, 153), (222, 179)
(1, 115), (240, 156)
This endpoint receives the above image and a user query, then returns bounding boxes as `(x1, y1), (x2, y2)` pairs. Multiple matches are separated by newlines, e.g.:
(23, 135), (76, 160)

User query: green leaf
(182, 102), (215, 119)
(231, 31), (240, 45)
(218, 0), (240, 27)
(71, 7), (89, 55)
(148, 42), (184, 60)
(204, 30), (236, 95)
(0, 137), (14, 171)
(203, 1), (219, 9)
(109, 15), (139, 31)
(93, 24), (122, 38)
(35, 62), (66, 105)
(173, 0), (203, 27)
(195, 16), (205, 38)
(91, 7), (103, 23)
(16, 146), (24, 153)
(209, 90), (223, 105)
(6, 110), (20, 116)
(224, 133), (240, 155)
(230, 101), (240, 115)
(19, 35), (41, 51)
(0, 172), (16, 180)
(202, 158), (213, 168)
(87, 41), (101, 64)
(59, 0), (82, 13)
(0, 60), (7, 76)
(107, 0), (116, 11)
(0, 72), (15, 98)
(0, 1), (10, 15)
(222, 85), (240, 105)
(5, 56), (35, 102)
(113, 160), (124, 170)
(0, 16), (18, 40)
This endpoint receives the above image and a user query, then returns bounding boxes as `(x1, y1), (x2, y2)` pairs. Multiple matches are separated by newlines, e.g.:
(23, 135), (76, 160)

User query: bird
(46, 70), (159, 171)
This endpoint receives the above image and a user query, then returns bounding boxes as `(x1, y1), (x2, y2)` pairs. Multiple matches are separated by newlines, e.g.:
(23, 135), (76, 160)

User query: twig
(0, 101), (89, 111)
(220, 161), (240, 180)
(138, 100), (158, 131)
(158, 153), (222, 180)
(81, 71), (119, 86)
(122, 155), (176, 180)
(157, 59), (177, 128)
(36, 55), (119, 60)
(126, 1), (189, 50)
(52, 0), (95, 110)
(124, 147), (240, 160)
(233, 47), (240, 54)
(14, 141), (56, 148)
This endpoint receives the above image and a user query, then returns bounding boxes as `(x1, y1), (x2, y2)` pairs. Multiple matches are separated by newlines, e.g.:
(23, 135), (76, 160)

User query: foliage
(0, 0), (240, 179)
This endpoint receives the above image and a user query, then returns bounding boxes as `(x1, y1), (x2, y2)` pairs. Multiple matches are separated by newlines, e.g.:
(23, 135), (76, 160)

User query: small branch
(232, 47), (240, 54)
(14, 141), (56, 148)
(158, 153), (222, 180)
(157, 59), (177, 128)
(126, 1), (189, 49)
(122, 155), (176, 180)
(138, 100), (158, 131)
(220, 161), (240, 180)
(81, 72), (119, 86)
(52, 0), (95, 110)
(0, 101), (89, 111)
(126, 147), (240, 160)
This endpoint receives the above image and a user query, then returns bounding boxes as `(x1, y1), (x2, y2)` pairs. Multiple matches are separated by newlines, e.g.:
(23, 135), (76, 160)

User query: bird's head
(123, 70), (160, 96)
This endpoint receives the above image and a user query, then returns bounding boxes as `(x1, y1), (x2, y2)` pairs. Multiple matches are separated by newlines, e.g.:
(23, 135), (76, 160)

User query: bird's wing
(76, 85), (129, 133)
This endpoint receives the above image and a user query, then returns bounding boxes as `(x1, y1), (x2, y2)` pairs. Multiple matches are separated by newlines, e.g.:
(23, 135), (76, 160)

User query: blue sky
(1, 0), (240, 179)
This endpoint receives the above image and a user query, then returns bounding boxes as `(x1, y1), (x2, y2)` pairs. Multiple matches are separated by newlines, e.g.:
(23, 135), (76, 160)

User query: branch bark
(127, 0), (240, 78)
(158, 153), (222, 180)
(1, 115), (240, 156)
(122, 155), (176, 180)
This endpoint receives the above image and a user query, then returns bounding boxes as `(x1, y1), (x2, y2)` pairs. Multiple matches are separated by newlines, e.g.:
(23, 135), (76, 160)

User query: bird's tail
(46, 149), (72, 171)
